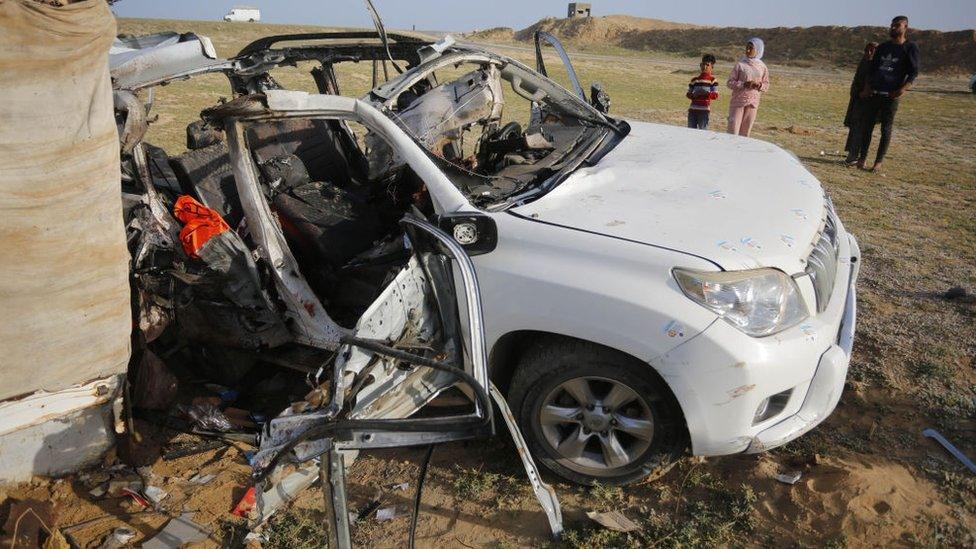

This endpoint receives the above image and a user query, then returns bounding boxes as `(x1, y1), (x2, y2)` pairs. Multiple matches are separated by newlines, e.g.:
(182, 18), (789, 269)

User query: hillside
(516, 14), (700, 43)
(467, 14), (699, 43)
(618, 25), (976, 73)
(472, 16), (976, 74)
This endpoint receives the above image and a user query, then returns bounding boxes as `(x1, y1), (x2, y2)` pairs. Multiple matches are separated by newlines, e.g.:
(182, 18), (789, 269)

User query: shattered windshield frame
(365, 48), (628, 210)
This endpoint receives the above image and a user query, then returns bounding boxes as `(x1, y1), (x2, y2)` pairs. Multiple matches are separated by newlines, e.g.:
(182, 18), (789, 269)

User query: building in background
(567, 2), (591, 18)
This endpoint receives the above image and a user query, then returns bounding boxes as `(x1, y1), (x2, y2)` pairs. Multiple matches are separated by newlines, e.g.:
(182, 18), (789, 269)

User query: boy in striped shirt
(687, 54), (719, 130)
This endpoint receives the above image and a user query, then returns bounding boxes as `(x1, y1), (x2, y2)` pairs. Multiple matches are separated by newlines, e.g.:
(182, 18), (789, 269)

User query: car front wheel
(508, 339), (684, 485)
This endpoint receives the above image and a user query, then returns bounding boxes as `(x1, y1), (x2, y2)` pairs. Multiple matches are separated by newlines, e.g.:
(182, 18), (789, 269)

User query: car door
(216, 91), (492, 428)
(534, 31), (586, 101)
(534, 31), (610, 114)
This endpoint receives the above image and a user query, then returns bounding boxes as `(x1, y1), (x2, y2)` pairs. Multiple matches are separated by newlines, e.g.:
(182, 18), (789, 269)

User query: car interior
(373, 58), (596, 206)
(118, 42), (608, 400)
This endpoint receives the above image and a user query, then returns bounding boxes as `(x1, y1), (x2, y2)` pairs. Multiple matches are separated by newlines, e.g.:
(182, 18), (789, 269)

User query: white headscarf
(745, 37), (765, 61)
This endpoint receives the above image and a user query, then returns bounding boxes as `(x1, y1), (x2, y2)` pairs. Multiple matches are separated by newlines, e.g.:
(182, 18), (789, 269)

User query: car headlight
(673, 267), (808, 337)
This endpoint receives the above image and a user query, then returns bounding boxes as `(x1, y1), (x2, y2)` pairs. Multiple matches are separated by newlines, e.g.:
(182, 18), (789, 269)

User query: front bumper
(654, 230), (861, 456)
(744, 234), (859, 453)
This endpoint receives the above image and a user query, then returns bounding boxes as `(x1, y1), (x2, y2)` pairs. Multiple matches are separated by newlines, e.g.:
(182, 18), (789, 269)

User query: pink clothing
(727, 105), (758, 136)
(726, 58), (770, 108)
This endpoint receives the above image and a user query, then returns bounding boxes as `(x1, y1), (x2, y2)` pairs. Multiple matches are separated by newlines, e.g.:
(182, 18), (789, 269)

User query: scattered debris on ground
(586, 510), (641, 532)
(774, 471), (803, 485)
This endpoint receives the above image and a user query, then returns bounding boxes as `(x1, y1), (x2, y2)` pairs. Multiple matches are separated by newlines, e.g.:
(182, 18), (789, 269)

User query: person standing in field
(844, 42), (879, 154)
(686, 54), (719, 130)
(845, 15), (919, 173)
(726, 37), (769, 137)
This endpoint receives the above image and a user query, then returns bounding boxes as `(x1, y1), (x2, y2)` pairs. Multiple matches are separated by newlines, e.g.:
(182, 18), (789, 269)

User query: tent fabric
(0, 0), (131, 401)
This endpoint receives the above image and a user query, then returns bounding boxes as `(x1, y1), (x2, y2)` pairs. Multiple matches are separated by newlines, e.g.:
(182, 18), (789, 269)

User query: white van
(224, 6), (261, 22)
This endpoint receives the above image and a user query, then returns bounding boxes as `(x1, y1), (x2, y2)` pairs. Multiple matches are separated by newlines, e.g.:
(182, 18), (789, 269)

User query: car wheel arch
(489, 330), (690, 443)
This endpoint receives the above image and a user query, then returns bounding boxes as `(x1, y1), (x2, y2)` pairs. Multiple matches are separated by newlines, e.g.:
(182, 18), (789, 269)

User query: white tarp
(0, 0), (130, 401)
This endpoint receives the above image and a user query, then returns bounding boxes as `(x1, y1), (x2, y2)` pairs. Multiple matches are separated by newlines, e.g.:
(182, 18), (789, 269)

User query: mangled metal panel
(110, 31), (234, 90)
(367, 65), (504, 178)
(396, 65), (504, 151)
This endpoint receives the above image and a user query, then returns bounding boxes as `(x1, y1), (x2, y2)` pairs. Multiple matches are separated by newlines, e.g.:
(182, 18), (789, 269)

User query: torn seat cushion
(246, 118), (362, 188)
(258, 153), (311, 195)
(169, 142), (244, 228)
(272, 180), (384, 271)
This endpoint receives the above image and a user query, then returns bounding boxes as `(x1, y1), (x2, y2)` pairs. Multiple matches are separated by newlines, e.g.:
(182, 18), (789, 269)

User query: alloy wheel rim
(538, 376), (654, 476)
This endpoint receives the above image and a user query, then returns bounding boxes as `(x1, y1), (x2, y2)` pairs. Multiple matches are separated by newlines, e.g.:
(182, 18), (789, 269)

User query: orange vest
(173, 195), (230, 259)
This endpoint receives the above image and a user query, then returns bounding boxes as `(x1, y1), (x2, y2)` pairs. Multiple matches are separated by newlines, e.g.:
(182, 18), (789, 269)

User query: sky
(113, 0), (976, 32)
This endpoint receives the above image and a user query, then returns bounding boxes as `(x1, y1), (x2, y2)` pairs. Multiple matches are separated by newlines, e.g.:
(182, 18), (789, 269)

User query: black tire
(508, 338), (684, 486)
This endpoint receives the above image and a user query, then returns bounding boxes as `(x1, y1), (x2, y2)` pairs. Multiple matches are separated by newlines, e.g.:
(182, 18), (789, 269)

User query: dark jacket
(869, 40), (920, 93)
(844, 58), (873, 128)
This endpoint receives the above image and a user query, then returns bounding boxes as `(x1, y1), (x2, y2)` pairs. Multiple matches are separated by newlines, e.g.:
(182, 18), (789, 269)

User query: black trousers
(687, 109), (710, 130)
(847, 95), (900, 164)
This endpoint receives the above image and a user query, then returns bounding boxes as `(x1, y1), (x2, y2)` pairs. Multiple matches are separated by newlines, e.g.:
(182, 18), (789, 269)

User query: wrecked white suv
(113, 30), (859, 487)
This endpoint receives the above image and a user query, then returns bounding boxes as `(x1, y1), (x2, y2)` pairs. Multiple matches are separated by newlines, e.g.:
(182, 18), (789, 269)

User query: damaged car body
(114, 19), (860, 542)
(114, 31), (571, 541)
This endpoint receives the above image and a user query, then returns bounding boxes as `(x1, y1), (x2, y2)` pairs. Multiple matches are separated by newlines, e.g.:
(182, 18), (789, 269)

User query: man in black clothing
(845, 15), (920, 173)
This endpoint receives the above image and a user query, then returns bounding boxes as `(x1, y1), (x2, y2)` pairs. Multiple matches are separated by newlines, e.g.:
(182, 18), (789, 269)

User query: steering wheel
(479, 121), (523, 171)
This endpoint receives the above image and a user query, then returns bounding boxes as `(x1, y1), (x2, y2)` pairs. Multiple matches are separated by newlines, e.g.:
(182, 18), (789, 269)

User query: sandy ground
(1, 17), (974, 549)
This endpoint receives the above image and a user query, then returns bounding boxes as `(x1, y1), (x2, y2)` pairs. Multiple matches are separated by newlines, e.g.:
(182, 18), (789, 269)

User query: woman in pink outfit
(726, 37), (769, 136)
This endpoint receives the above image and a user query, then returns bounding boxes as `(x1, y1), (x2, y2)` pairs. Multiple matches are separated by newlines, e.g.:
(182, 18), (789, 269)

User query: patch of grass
(216, 518), (250, 547)
(829, 430), (871, 454)
(264, 508), (328, 549)
(913, 360), (953, 382)
(873, 426), (919, 452)
(823, 535), (849, 549)
(641, 484), (758, 548)
(775, 429), (833, 459)
(588, 482), (626, 509)
(450, 465), (526, 511)
(919, 384), (976, 423)
(452, 465), (500, 501)
(847, 357), (891, 388)
(565, 473), (758, 548)
(938, 470), (976, 516)
(560, 525), (637, 548)
(685, 468), (722, 490)
(923, 517), (976, 548)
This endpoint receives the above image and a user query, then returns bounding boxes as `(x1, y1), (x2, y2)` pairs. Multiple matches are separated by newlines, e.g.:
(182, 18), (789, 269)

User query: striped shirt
(687, 72), (719, 111)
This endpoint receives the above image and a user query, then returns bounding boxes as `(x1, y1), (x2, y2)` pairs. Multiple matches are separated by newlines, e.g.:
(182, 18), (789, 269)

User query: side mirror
(435, 213), (498, 256)
(590, 82), (611, 114)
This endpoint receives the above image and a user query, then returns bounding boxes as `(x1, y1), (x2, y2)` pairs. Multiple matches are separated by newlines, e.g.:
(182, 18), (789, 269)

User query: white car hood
(512, 120), (828, 273)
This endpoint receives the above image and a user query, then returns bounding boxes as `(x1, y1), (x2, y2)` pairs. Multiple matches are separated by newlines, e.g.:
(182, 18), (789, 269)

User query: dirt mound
(465, 26), (515, 42)
(514, 14), (699, 45)
(748, 456), (950, 544)
(507, 17), (976, 74)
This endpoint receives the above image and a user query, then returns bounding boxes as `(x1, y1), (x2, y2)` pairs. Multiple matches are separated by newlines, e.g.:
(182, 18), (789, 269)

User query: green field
(114, 18), (976, 547)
